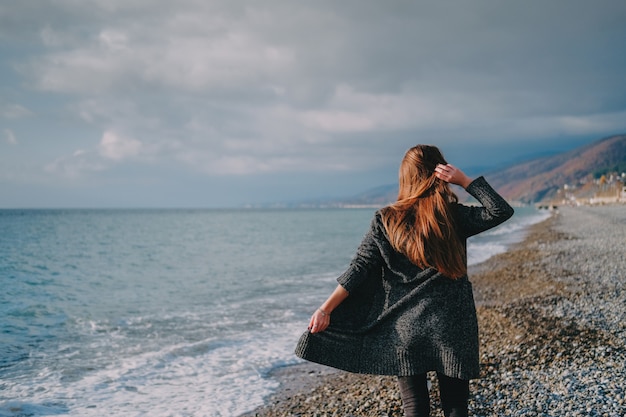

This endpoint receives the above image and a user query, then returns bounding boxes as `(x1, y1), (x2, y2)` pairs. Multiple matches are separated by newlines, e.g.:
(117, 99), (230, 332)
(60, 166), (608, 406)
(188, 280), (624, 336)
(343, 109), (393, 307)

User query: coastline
(242, 205), (626, 416)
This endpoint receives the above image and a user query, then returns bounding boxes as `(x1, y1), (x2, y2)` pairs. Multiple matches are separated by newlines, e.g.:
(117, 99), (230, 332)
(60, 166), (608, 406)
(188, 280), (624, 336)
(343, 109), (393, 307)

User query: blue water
(0, 207), (548, 416)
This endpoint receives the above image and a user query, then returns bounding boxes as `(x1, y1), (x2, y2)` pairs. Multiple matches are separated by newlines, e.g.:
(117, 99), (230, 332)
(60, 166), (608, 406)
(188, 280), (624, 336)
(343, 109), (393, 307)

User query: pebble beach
(242, 205), (626, 417)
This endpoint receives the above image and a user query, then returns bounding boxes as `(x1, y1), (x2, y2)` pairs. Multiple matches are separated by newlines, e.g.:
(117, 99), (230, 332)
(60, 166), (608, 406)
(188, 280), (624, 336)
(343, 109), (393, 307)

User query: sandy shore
(242, 205), (626, 417)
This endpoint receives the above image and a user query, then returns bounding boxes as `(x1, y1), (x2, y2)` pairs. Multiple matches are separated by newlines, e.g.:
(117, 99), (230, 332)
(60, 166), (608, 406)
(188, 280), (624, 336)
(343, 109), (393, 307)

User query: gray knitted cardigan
(295, 176), (514, 380)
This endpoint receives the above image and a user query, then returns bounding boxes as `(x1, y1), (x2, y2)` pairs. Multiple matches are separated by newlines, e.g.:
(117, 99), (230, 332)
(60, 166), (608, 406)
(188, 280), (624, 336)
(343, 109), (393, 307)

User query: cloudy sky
(1, 1), (625, 208)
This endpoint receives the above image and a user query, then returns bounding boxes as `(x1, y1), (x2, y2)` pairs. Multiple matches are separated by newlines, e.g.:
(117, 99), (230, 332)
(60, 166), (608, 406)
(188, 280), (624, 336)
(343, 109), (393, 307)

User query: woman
(295, 145), (514, 417)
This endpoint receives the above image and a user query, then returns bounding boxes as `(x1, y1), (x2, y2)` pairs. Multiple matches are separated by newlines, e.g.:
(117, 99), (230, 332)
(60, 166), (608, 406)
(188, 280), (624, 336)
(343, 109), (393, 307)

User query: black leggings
(397, 373), (469, 417)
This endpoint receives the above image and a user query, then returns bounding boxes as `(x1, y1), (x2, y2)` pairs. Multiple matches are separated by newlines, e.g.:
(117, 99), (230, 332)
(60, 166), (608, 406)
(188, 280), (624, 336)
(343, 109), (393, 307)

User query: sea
(0, 206), (550, 417)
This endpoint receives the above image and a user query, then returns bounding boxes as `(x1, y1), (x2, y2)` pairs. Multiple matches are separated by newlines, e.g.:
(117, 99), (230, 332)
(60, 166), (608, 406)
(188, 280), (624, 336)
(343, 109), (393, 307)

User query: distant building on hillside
(553, 172), (625, 206)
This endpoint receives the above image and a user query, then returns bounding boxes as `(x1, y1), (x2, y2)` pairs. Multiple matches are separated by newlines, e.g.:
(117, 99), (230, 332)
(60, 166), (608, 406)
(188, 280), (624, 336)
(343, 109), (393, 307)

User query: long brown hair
(380, 145), (466, 278)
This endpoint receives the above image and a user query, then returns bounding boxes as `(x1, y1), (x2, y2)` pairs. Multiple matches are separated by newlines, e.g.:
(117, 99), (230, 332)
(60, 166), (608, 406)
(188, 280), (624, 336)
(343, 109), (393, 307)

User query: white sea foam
(0, 315), (305, 417)
(467, 208), (551, 266)
(467, 241), (509, 266)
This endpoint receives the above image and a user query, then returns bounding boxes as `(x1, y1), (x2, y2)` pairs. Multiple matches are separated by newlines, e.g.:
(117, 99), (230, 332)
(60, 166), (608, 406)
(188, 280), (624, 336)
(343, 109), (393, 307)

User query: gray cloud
(1, 0), (625, 206)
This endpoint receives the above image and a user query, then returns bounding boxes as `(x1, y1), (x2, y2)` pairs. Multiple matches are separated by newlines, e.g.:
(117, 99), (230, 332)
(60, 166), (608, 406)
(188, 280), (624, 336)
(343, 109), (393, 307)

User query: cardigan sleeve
(456, 176), (515, 238)
(336, 215), (385, 294)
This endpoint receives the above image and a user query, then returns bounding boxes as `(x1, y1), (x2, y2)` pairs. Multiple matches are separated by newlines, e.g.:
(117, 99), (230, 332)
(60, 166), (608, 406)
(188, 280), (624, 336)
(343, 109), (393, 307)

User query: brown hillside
(485, 135), (626, 203)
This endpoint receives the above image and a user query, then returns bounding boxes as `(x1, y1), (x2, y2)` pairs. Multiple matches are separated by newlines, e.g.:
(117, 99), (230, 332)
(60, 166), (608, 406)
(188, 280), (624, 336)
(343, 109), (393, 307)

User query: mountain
(334, 134), (626, 206)
(485, 134), (626, 204)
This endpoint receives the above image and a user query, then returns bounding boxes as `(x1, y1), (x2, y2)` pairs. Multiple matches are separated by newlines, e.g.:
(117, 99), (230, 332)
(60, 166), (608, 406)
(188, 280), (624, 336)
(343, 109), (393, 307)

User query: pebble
(242, 205), (626, 417)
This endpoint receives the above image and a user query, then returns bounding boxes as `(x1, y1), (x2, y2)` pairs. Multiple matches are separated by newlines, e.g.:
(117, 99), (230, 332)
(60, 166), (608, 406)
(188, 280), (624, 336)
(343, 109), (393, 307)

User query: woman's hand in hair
(435, 164), (473, 189)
